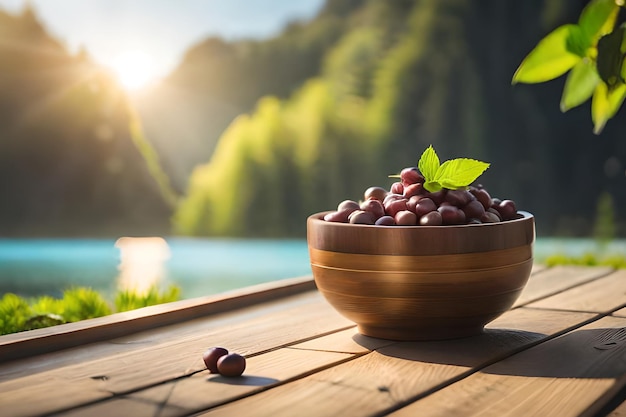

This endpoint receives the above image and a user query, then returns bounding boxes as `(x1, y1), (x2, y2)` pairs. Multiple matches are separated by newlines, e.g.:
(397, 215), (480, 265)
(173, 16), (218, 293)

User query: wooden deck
(0, 264), (625, 417)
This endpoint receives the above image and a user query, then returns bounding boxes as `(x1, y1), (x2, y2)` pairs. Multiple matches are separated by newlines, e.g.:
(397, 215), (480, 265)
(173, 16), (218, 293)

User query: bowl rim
(308, 210), (534, 229)
(307, 211), (535, 255)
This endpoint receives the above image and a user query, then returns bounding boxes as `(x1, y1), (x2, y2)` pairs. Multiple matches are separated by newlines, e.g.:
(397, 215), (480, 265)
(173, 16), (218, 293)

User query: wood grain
(56, 329), (383, 417)
(513, 265), (613, 307)
(530, 263), (547, 274)
(0, 291), (353, 417)
(0, 276), (316, 363)
(387, 316), (626, 417)
(0, 291), (327, 381)
(193, 308), (595, 417)
(526, 269), (626, 313)
(65, 347), (356, 417)
(2, 265), (623, 417)
(0, 291), (327, 379)
(608, 400), (626, 416)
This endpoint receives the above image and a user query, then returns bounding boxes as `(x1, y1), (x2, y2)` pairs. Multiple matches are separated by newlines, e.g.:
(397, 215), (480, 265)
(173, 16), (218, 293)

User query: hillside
(133, 0), (358, 190)
(174, 0), (626, 237)
(0, 7), (172, 236)
(1, 1), (624, 238)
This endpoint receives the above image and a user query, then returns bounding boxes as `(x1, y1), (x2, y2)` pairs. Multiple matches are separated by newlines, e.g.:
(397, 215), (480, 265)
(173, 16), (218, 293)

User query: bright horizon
(0, 0), (325, 90)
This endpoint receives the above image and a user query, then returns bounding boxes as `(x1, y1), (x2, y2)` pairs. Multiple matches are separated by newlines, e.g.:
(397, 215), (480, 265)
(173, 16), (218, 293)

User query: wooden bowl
(307, 211), (535, 340)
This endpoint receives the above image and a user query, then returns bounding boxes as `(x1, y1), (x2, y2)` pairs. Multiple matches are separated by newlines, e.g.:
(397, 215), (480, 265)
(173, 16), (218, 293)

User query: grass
(544, 252), (626, 269)
(0, 285), (181, 336)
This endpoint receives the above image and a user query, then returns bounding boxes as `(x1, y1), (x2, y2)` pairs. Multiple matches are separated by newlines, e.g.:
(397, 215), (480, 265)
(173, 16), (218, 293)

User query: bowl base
(357, 324), (485, 341)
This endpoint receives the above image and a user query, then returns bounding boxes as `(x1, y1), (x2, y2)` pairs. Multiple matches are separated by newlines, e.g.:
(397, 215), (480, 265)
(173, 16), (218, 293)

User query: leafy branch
(513, 0), (626, 134)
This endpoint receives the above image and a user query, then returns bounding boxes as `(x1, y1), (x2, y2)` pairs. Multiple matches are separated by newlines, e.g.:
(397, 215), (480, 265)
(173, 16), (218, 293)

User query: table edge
(0, 275), (317, 363)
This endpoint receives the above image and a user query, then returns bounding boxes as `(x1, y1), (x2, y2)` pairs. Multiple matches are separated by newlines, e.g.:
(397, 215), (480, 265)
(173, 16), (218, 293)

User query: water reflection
(115, 237), (170, 295)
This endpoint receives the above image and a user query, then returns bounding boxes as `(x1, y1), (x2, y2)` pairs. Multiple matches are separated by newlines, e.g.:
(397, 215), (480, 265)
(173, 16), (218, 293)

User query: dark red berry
(203, 347), (228, 373)
(217, 353), (246, 377)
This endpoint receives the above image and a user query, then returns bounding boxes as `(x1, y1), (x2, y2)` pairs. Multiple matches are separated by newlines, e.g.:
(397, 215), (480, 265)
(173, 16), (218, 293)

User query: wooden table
(1, 264), (625, 417)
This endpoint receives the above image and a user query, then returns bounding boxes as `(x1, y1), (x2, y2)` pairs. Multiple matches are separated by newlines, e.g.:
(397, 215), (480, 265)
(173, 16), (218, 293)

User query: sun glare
(109, 50), (159, 91)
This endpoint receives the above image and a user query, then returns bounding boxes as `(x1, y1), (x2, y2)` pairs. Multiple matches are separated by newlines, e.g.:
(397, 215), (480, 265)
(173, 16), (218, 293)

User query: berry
(216, 353), (246, 377)
(323, 173), (520, 226)
(203, 347), (228, 373)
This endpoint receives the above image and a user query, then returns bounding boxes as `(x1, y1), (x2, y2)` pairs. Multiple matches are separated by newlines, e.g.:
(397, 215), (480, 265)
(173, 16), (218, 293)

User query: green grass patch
(544, 252), (626, 269)
(0, 285), (181, 336)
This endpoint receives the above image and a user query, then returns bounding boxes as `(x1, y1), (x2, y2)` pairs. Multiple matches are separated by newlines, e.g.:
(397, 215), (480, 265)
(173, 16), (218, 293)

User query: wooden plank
(0, 276), (316, 363)
(0, 290), (333, 380)
(53, 395), (184, 417)
(387, 315), (626, 417)
(0, 291), (328, 382)
(288, 327), (394, 354)
(527, 269), (626, 313)
(608, 400), (626, 416)
(0, 291), (354, 417)
(514, 265), (613, 307)
(58, 348), (355, 417)
(192, 308), (595, 417)
(530, 263), (547, 274)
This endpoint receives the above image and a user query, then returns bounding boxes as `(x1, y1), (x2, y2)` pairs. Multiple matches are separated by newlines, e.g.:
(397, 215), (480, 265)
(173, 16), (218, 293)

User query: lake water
(0, 237), (625, 300)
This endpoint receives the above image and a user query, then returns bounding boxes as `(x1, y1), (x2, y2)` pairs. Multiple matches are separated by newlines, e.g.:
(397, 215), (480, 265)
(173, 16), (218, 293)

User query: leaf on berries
(424, 180), (442, 193)
(434, 158), (490, 189)
(418, 145), (440, 181)
(418, 145), (490, 192)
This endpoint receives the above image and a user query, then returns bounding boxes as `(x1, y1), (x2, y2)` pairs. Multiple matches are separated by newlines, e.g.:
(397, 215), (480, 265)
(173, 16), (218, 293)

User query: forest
(1, 0), (624, 238)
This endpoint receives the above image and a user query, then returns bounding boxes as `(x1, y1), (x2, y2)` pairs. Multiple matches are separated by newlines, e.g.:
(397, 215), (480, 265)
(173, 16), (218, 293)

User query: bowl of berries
(307, 146), (535, 341)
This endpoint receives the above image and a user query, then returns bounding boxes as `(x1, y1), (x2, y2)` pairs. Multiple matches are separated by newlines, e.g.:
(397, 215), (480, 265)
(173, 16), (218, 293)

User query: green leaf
(561, 58), (600, 111)
(591, 81), (626, 134)
(433, 158), (490, 190)
(417, 145), (440, 181)
(596, 26), (626, 87)
(513, 25), (582, 84)
(566, 25), (591, 57)
(579, 0), (620, 41)
(423, 180), (442, 193)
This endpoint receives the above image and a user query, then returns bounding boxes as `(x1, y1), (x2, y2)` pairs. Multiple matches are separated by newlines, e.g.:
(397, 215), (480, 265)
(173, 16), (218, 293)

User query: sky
(0, 0), (325, 84)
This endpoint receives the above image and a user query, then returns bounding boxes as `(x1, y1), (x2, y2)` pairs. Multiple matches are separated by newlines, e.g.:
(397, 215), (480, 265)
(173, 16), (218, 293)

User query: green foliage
(561, 58), (600, 111)
(417, 145), (489, 193)
(115, 285), (181, 313)
(591, 76), (626, 132)
(323, 27), (383, 99)
(0, 8), (174, 237)
(0, 294), (31, 335)
(127, 105), (180, 210)
(545, 252), (626, 269)
(60, 288), (112, 322)
(0, 285), (181, 336)
(175, 0), (495, 237)
(173, 78), (375, 237)
(593, 192), (616, 243)
(4, 1), (626, 239)
(513, 25), (583, 83)
(513, 0), (625, 134)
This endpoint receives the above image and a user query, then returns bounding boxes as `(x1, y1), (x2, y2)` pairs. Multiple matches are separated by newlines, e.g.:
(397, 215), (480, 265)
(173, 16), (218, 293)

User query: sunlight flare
(115, 237), (170, 295)
(109, 50), (159, 91)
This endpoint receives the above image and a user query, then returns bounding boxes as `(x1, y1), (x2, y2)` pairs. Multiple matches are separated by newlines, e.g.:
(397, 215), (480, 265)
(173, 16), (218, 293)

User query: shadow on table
(353, 326), (626, 378)
(206, 375), (280, 386)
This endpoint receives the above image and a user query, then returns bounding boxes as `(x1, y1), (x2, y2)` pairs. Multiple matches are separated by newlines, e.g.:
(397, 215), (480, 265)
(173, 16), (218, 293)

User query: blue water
(0, 238), (312, 299)
(0, 238), (624, 300)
